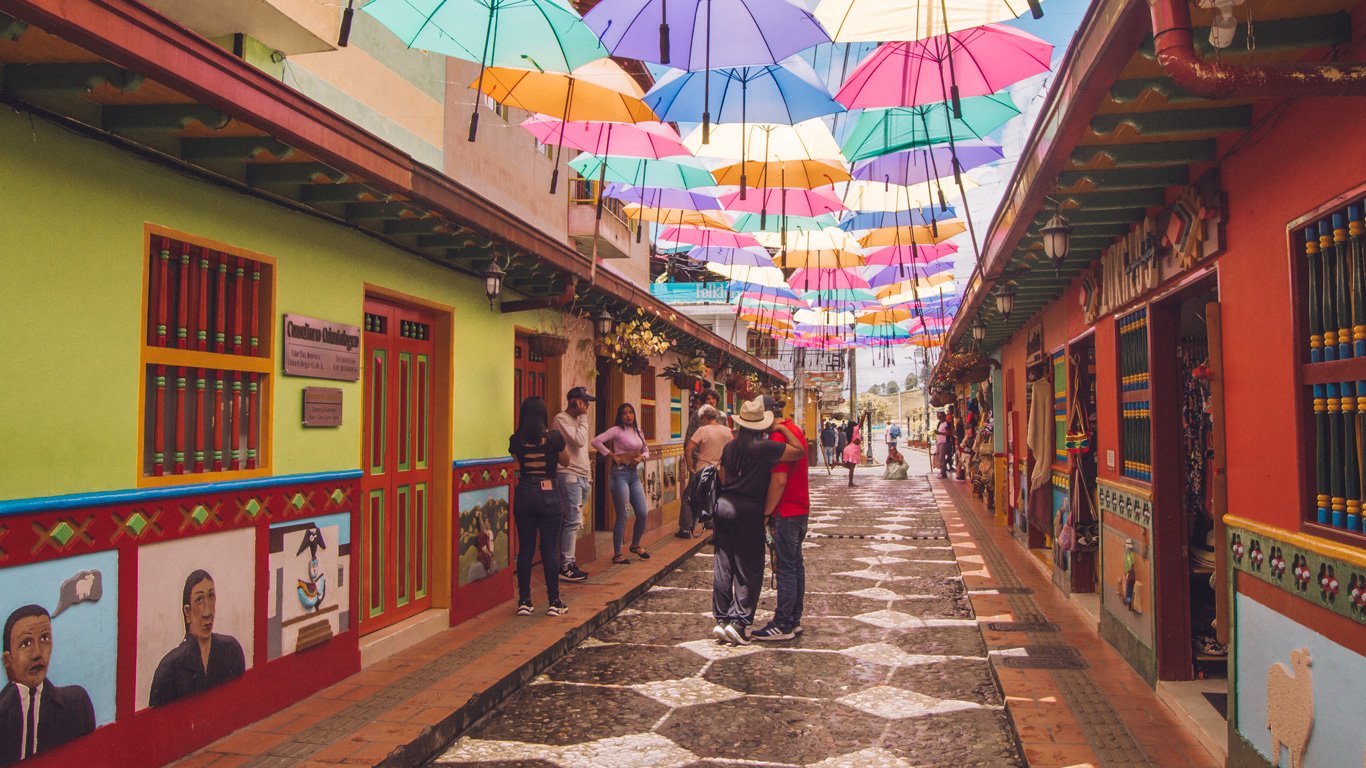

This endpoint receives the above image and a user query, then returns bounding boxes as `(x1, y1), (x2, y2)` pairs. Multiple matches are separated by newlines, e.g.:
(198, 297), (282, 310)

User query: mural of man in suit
(0, 604), (95, 764)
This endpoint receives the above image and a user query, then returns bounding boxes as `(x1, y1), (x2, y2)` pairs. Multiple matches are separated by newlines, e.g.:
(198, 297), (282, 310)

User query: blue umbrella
(646, 58), (844, 128)
(839, 208), (953, 232)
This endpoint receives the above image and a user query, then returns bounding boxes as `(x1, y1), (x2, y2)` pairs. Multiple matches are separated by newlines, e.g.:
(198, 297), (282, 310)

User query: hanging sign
(283, 314), (361, 381)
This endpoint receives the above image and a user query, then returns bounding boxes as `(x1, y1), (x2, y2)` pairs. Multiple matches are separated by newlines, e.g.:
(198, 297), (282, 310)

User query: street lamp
(971, 319), (987, 343)
(1040, 211), (1073, 277)
(994, 283), (1016, 321)
(482, 259), (505, 310)
(594, 308), (615, 337)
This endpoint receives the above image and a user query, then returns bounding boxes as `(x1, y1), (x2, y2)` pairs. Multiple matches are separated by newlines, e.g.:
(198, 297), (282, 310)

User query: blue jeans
(772, 514), (808, 630)
(513, 481), (561, 604)
(556, 473), (590, 566)
(609, 464), (648, 553)
(821, 445), (835, 465)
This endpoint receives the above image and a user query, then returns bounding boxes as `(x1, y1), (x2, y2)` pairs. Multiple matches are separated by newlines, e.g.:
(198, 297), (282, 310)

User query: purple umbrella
(603, 184), (722, 210)
(852, 142), (1003, 186)
(584, 0), (830, 139)
(864, 261), (954, 288)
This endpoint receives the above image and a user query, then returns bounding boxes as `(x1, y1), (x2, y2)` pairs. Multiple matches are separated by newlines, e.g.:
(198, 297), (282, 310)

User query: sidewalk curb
(376, 535), (711, 768)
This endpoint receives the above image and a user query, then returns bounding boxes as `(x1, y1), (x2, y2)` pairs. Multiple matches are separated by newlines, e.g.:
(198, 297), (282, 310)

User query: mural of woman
(148, 570), (245, 707)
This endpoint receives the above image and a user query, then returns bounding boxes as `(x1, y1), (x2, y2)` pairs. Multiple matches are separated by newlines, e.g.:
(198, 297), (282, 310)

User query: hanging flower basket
(600, 309), (673, 374)
(619, 354), (650, 376)
(527, 332), (569, 358)
(661, 357), (708, 390)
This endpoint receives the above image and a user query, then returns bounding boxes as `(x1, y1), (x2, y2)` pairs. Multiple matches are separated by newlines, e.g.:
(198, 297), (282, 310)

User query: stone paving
(430, 467), (1023, 768)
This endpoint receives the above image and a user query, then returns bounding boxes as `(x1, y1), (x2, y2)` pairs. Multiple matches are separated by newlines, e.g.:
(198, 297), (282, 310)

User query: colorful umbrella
(756, 227), (863, 253)
(859, 220), (966, 247)
(584, 0), (829, 69)
(841, 95), (1020, 162)
(852, 142), (1003, 186)
(835, 179), (974, 212)
(834, 26), (1052, 112)
(856, 308), (914, 325)
(708, 263), (788, 287)
(838, 208), (950, 232)
(813, 0), (1044, 43)
(362, 0), (608, 141)
(864, 260), (954, 287)
(788, 267), (870, 292)
(721, 187), (846, 218)
(683, 119), (844, 163)
(623, 205), (734, 229)
(863, 242), (958, 266)
(688, 246), (774, 266)
(569, 155), (716, 189)
(713, 159), (851, 189)
(660, 227), (763, 249)
(730, 213), (836, 233)
(775, 249), (865, 269)
(522, 117), (687, 157)
(603, 184), (722, 210)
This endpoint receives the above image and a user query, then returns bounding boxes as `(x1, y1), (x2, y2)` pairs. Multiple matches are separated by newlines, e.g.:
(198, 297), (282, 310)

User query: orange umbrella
(858, 220), (966, 247)
(712, 159), (851, 189)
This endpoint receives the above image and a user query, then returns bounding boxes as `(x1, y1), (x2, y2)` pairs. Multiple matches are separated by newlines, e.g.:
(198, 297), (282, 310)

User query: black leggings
(514, 481), (561, 603)
(711, 493), (766, 626)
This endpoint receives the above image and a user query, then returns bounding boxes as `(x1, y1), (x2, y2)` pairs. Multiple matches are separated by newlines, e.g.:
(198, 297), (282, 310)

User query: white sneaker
(712, 622), (729, 643)
(723, 623), (751, 646)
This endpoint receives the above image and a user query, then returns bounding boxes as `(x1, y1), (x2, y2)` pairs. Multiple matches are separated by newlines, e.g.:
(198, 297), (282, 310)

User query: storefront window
(1297, 199), (1366, 538)
(140, 229), (273, 482)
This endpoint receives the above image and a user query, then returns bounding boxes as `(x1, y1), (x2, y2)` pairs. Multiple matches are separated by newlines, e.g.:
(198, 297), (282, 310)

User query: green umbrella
(841, 94), (1020, 162)
(569, 154), (717, 189)
(730, 213), (836, 234)
(356, 0), (608, 140)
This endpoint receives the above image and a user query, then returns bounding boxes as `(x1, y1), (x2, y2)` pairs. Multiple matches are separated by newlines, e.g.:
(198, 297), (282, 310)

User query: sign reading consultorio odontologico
(282, 313), (361, 381)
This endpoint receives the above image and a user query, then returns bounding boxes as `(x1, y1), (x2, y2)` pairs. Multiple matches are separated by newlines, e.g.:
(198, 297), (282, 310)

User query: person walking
(508, 397), (569, 617)
(553, 386), (594, 583)
(682, 404), (733, 536)
(592, 403), (651, 564)
(819, 421), (838, 470)
(934, 411), (952, 478)
(711, 397), (803, 645)
(884, 420), (902, 461)
(678, 388), (722, 538)
(841, 436), (862, 487)
(753, 397), (809, 642)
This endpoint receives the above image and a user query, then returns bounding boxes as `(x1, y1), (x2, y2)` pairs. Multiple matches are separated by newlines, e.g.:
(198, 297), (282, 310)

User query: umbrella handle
(338, 0), (355, 47)
(550, 168), (560, 195)
(468, 111), (480, 142)
(660, 0), (670, 64)
(1027, 0), (1044, 18)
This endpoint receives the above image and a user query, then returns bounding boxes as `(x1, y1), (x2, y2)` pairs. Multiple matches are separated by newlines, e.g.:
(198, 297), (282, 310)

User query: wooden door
(513, 334), (548, 427)
(360, 298), (436, 633)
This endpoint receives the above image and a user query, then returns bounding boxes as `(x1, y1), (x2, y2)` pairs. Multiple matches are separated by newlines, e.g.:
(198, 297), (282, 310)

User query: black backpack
(687, 465), (720, 528)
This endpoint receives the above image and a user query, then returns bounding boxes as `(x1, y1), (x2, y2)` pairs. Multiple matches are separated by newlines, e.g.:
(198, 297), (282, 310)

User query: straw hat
(733, 396), (774, 431)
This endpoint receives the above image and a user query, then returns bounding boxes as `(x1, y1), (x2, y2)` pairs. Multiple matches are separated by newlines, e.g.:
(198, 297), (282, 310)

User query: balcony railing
(569, 177), (637, 234)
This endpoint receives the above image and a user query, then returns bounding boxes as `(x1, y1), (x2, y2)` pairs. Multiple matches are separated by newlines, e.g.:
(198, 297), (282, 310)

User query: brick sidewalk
(172, 529), (706, 768)
(934, 476), (1222, 768)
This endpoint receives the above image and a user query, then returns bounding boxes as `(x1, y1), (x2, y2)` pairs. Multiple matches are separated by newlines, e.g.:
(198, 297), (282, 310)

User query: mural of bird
(296, 524), (328, 612)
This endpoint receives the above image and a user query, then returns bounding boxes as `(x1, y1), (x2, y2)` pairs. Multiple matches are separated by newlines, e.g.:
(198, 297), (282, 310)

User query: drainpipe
(500, 274), (578, 313)
(1149, 0), (1366, 98)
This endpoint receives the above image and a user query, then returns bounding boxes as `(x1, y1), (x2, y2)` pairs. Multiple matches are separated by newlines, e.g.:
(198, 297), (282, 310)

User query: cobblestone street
(431, 463), (1022, 768)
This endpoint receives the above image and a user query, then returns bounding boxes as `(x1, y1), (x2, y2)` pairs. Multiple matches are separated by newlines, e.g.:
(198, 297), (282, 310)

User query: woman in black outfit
(711, 397), (803, 645)
(509, 397), (569, 617)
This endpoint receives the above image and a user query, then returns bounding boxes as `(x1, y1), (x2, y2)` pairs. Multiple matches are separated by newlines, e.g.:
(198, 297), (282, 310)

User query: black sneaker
(547, 600), (568, 617)
(559, 565), (587, 583)
(675, 530), (693, 539)
(516, 601), (533, 616)
(751, 624), (795, 642)
(722, 623), (751, 646)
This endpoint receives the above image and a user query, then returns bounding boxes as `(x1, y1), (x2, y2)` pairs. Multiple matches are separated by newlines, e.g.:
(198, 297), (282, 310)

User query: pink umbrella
(522, 117), (691, 158)
(659, 227), (761, 249)
(740, 292), (808, 308)
(787, 267), (871, 292)
(834, 25), (1052, 112)
(863, 242), (958, 267)
(719, 187), (846, 218)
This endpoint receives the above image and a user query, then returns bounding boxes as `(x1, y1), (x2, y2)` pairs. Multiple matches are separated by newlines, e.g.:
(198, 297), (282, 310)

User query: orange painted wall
(1216, 92), (1366, 532)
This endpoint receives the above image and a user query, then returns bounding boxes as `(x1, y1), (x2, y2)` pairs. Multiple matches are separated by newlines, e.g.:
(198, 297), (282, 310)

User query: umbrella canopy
(521, 117), (687, 158)
(730, 213), (836, 233)
(835, 178), (975, 211)
(794, 308), (857, 325)
(476, 69), (657, 122)
(713, 159), (851, 189)
(775, 249), (865, 269)
(362, 0), (607, 70)
(569, 155), (716, 188)
(863, 242), (958, 266)
(570, 58), (649, 98)
(856, 308), (914, 325)
(740, 291), (806, 307)
(856, 325), (913, 340)
(684, 119), (844, 162)
(707, 263), (788, 287)
(646, 59), (844, 126)
(584, 0), (829, 69)
(838, 208), (950, 232)
(834, 26), (1052, 110)
(859, 220), (966, 247)
(788, 268), (870, 292)
(756, 227), (863, 252)
(720, 187), (846, 217)
(864, 260), (954, 286)
(841, 94), (1020, 161)
(688, 246), (774, 266)
(660, 227), (763, 249)
(623, 205), (734, 229)
(603, 184), (721, 209)
(813, 0), (1044, 43)
(852, 142), (1003, 186)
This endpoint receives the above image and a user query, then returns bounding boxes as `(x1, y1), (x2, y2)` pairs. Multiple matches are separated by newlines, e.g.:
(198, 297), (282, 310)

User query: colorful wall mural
(135, 528), (255, 711)
(268, 513), (352, 660)
(457, 486), (510, 587)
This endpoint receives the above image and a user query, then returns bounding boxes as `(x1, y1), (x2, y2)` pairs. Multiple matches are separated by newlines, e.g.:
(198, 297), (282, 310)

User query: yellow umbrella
(712, 159), (851, 189)
(859, 220), (966, 247)
(835, 178), (976, 212)
(622, 205), (733, 230)
(472, 68), (658, 122)
(910, 337), (944, 348)
(774, 249), (865, 268)
(756, 227), (864, 252)
(877, 274), (957, 303)
(684, 119), (844, 163)
(857, 308), (915, 325)
(705, 263), (788, 287)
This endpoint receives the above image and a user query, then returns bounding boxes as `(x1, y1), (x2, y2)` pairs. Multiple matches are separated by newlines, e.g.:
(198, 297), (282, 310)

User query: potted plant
(600, 309), (673, 375)
(527, 332), (569, 357)
(661, 357), (708, 389)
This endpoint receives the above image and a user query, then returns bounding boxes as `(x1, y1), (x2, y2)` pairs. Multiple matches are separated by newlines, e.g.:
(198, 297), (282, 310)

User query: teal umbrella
(569, 154), (716, 189)
(841, 94), (1020, 162)
(355, 0), (608, 140)
(730, 213), (835, 234)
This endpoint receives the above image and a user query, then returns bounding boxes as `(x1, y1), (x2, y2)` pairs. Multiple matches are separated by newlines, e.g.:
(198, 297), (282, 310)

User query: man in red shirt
(753, 396), (809, 641)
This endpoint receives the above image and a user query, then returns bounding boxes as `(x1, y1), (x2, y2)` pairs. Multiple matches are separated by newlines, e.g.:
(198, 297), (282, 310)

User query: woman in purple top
(592, 403), (651, 564)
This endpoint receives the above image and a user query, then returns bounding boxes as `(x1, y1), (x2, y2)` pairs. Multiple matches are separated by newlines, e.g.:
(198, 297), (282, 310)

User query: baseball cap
(567, 386), (596, 402)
